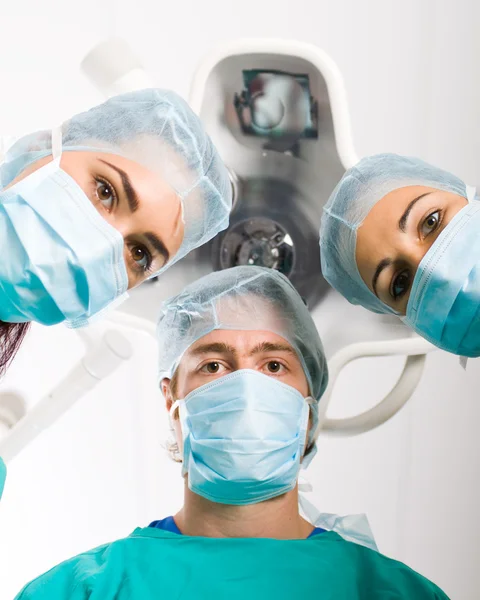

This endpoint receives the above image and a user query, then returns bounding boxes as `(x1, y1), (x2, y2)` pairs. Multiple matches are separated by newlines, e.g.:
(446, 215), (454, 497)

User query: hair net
(0, 89), (232, 276)
(157, 265), (328, 453)
(319, 153), (468, 314)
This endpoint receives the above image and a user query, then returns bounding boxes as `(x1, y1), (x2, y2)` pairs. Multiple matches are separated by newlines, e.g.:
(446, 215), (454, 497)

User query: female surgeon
(320, 154), (478, 357)
(0, 88), (232, 377)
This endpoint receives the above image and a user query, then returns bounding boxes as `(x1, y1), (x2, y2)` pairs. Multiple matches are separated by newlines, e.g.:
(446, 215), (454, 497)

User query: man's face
(162, 329), (310, 456)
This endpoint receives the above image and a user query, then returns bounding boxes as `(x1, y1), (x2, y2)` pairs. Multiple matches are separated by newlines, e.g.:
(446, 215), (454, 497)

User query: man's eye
(421, 210), (441, 237)
(201, 362), (223, 374)
(390, 270), (411, 300)
(130, 245), (152, 272)
(95, 178), (116, 210)
(266, 361), (283, 373)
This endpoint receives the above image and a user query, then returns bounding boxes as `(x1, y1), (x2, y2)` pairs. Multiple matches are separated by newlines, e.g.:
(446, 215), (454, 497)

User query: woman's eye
(95, 179), (116, 210)
(130, 245), (152, 272)
(266, 361), (283, 374)
(391, 270), (411, 300)
(421, 210), (441, 237)
(201, 362), (224, 374)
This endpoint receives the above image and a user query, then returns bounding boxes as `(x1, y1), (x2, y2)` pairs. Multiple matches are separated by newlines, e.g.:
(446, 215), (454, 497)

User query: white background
(0, 0), (479, 598)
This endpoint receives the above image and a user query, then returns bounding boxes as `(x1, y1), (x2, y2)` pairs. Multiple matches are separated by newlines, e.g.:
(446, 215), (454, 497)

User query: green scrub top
(15, 527), (449, 599)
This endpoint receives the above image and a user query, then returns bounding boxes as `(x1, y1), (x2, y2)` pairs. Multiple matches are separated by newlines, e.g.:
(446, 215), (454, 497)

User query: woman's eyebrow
(99, 159), (139, 213)
(144, 232), (169, 263)
(398, 192), (432, 233)
(372, 258), (392, 297)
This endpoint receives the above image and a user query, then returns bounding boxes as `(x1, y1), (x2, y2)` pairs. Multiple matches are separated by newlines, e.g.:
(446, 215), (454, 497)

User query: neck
(174, 481), (314, 540)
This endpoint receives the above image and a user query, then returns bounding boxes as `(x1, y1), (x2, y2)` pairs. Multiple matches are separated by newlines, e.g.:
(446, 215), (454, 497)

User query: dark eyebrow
(248, 342), (296, 356)
(189, 342), (237, 357)
(144, 232), (169, 263)
(372, 258), (392, 298)
(99, 159), (139, 213)
(398, 192), (432, 233)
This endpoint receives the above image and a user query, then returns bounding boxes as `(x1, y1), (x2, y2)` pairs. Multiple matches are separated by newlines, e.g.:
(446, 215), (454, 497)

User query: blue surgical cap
(156, 266), (328, 452)
(0, 89), (232, 276)
(319, 153), (468, 314)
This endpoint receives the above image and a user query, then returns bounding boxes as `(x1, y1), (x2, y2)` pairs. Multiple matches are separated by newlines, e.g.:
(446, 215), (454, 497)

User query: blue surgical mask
(0, 130), (128, 328)
(171, 369), (312, 506)
(405, 191), (480, 357)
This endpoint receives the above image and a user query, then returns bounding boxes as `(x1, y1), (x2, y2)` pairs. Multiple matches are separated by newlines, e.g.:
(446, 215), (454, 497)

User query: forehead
(183, 329), (299, 358)
(213, 291), (290, 331)
(118, 135), (193, 193)
(361, 185), (435, 224)
(93, 152), (184, 253)
(356, 186), (437, 252)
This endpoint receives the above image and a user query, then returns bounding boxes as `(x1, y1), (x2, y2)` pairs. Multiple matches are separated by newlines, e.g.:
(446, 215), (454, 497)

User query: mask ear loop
(458, 185), (475, 370)
(298, 475), (313, 493)
(298, 396), (316, 517)
(302, 396), (318, 469)
(168, 399), (184, 462)
(51, 127), (63, 162)
(169, 399), (181, 420)
(466, 185), (477, 203)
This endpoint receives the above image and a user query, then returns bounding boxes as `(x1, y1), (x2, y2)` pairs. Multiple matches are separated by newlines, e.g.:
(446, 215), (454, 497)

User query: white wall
(0, 0), (479, 598)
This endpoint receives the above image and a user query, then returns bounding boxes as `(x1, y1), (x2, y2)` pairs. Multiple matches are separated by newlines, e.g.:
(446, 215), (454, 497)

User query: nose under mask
(170, 369), (312, 506)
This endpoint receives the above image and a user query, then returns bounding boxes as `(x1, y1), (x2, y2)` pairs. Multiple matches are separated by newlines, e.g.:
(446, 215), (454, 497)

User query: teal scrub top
(15, 527), (449, 599)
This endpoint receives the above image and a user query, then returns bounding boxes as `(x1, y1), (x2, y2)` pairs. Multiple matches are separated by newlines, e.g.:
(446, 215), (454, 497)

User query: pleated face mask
(170, 369), (312, 506)
(405, 190), (480, 357)
(0, 130), (128, 328)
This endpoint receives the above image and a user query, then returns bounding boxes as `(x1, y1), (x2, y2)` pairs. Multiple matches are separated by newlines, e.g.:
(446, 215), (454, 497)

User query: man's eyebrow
(189, 342), (237, 357)
(144, 232), (169, 263)
(398, 192), (432, 233)
(372, 258), (392, 298)
(99, 159), (139, 213)
(248, 342), (296, 356)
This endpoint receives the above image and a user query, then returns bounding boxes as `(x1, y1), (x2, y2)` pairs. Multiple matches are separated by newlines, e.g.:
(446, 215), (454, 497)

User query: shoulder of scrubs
(14, 527), (449, 599)
(14, 540), (113, 600)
